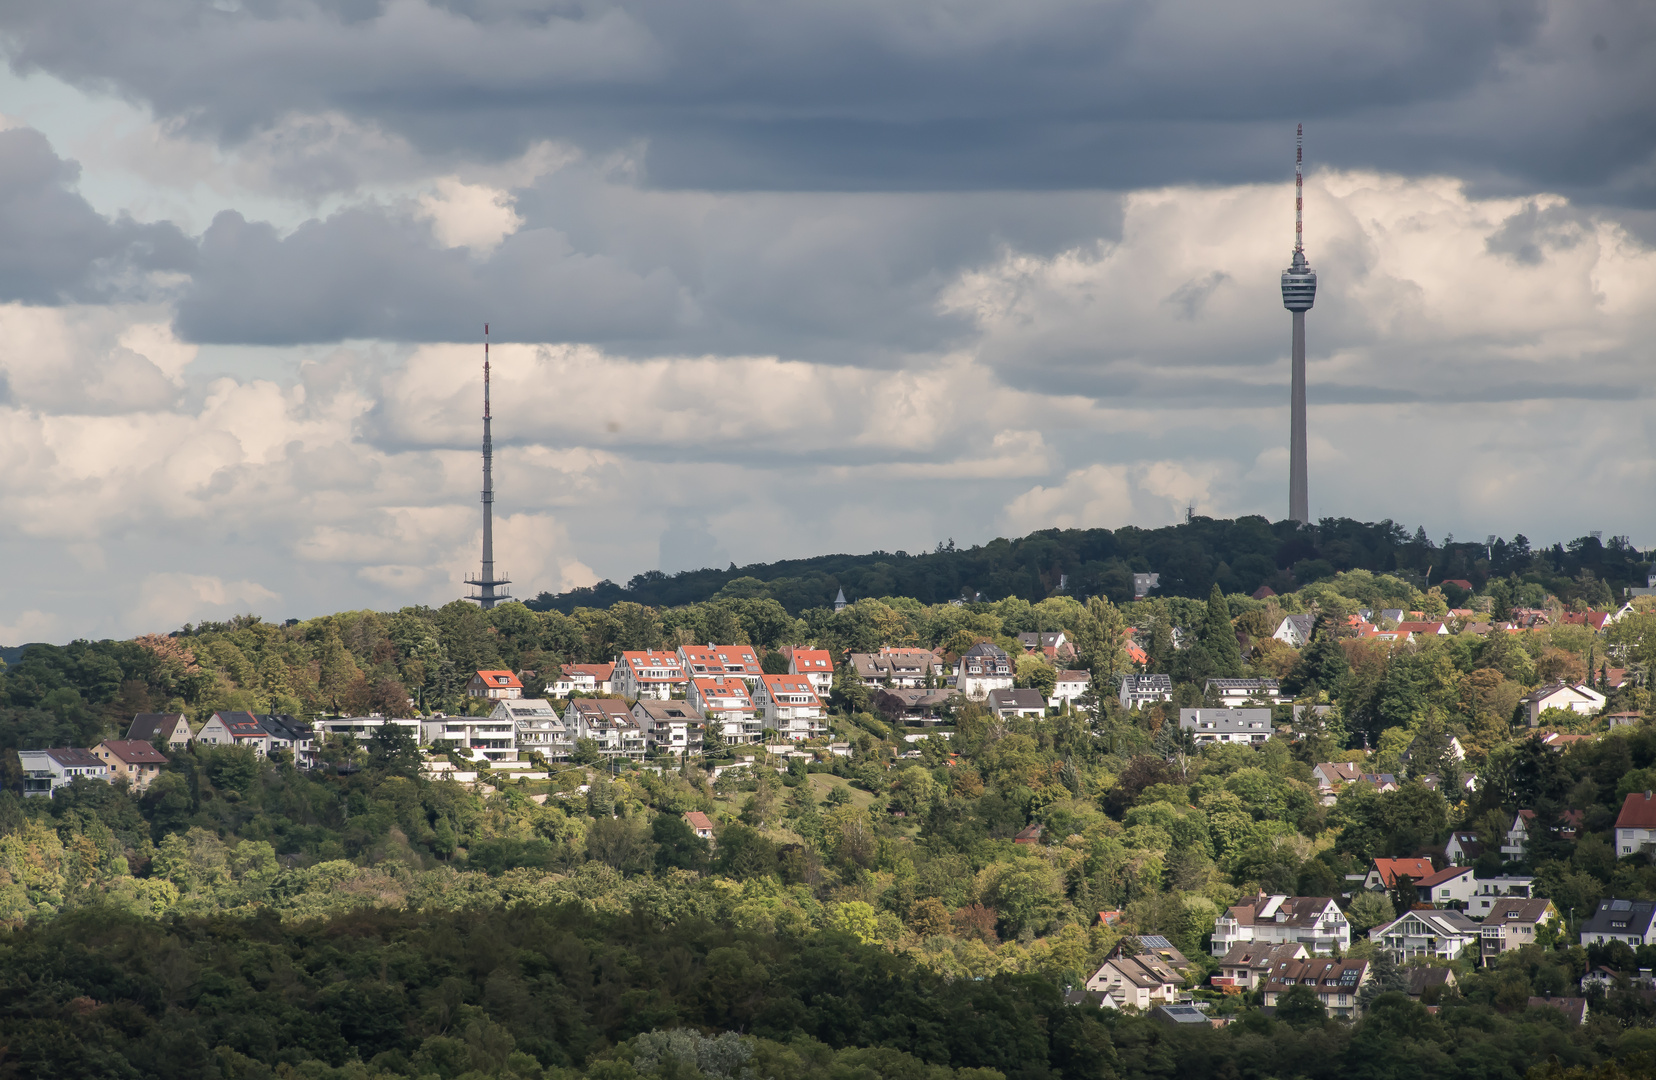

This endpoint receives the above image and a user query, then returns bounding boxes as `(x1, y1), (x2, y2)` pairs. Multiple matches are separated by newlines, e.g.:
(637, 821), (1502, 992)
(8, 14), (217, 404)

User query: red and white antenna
(1295, 124), (1304, 255)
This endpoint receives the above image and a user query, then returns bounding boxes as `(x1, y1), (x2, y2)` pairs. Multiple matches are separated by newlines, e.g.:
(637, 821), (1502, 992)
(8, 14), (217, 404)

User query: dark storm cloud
(0, 127), (194, 304)
(6, 1), (1654, 204)
(175, 177), (1127, 354)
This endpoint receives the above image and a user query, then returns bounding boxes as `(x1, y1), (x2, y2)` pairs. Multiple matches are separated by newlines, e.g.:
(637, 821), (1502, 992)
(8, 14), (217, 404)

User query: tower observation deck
(1282, 125), (1316, 526)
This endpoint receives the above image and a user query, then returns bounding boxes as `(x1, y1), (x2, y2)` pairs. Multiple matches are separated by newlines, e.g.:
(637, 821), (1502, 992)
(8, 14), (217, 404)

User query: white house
(679, 644), (763, 684)
(1179, 708), (1273, 746)
(1273, 614), (1315, 648)
(1522, 683), (1606, 726)
(567, 698), (645, 759)
(1369, 908), (1481, 962)
(1083, 938), (1191, 1010)
(315, 716), (423, 743)
(421, 713), (517, 762)
(689, 677), (760, 742)
(1615, 790), (1656, 856)
(1203, 678), (1284, 706)
(754, 674), (829, 740)
(1211, 894), (1350, 956)
(1468, 875), (1538, 917)
(1051, 669), (1091, 708)
(786, 647), (835, 699)
(1412, 865), (1477, 908)
(632, 699), (704, 755)
(197, 710), (272, 753)
(1118, 674), (1172, 710)
(986, 687), (1047, 719)
(493, 699), (570, 761)
(551, 663), (614, 697)
(955, 642), (1014, 699)
(615, 650), (688, 700)
(18, 748), (108, 797)
(1580, 899), (1656, 948)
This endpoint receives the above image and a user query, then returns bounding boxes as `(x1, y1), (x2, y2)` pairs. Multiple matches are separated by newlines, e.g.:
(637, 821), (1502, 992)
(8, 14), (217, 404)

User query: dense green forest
(525, 517), (1654, 615)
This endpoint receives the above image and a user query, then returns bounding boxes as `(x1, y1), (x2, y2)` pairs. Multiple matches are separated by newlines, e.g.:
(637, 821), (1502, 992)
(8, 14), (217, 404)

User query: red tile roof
(97, 740), (168, 765)
(1371, 857), (1435, 887)
(1617, 790), (1656, 830)
(473, 670), (522, 688)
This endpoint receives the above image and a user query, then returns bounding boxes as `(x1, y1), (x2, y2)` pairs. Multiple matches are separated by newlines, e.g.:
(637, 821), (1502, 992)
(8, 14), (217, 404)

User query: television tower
(466, 324), (511, 608)
(1281, 124), (1317, 526)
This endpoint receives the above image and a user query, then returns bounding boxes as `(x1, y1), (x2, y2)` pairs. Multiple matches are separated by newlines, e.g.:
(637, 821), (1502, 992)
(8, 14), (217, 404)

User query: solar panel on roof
(1137, 935), (1174, 950)
(1613, 900), (1633, 911)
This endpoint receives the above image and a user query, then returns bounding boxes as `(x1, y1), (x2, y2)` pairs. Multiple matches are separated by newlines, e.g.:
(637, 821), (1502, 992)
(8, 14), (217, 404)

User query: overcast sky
(0, 0), (1653, 641)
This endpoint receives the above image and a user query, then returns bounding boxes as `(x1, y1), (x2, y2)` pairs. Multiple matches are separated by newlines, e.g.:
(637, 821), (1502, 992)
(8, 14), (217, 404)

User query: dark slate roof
(127, 713), (188, 740)
(1581, 898), (1656, 939)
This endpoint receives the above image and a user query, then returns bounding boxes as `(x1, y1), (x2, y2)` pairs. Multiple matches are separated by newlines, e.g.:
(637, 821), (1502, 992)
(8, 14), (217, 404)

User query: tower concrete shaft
(1289, 309), (1309, 525)
(467, 325), (511, 608)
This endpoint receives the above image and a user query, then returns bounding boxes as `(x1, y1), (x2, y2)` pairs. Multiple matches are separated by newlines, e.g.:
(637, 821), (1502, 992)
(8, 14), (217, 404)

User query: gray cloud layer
(4, 1), (1655, 204)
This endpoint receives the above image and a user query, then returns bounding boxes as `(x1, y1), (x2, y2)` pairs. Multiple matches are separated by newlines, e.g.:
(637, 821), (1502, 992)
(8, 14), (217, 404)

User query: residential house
(847, 649), (943, 688)
(1377, 609), (1406, 625)
(1480, 898), (1560, 964)
(1213, 942), (1307, 992)
(754, 674), (830, 740)
(1119, 674), (1173, 710)
(785, 647), (835, 699)
(1394, 621), (1450, 637)
(1312, 762), (1399, 805)
(315, 716), (423, 743)
(1273, 614), (1315, 648)
(955, 642), (1015, 699)
(1364, 857), (1437, 892)
(92, 740), (168, 792)
(679, 645), (763, 684)
(1404, 967), (1457, 1003)
(1133, 573), (1159, 599)
(1539, 731), (1596, 750)
(1521, 683), (1606, 726)
(1468, 876), (1538, 917)
(126, 713), (192, 748)
(420, 712), (516, 762)
(1017, 632), (1076, 661)
(1413, 865), (1477, 908)
(1180, 708), (1273, 746)
(616, 650), (688, 700)
(1083, 936), (1192, 1010)
(1560, 611), (1614, 632)
(1606, 712), (1642, 729)
(18, 748), (108, 797)
(262, 714), (317, 767)
(632, 699), (704, 756)
(197, 710), (314, 763)
(567, 698), (645, 760)
(987, 687), (1047, 720)
(1211, 894), (1350, 955)
(1579, 899), (1656, 948)
(1615, 790), (1656, 857)
(689, 677), (760, 742)
(1444, 831), (1486, 866)
(1051, 670), (1091, 708)
(1151, 1004), (1214, 1028)
(1369, 909), (1482, 962)
(684, 811), (715, 840)
(493, 699), (570, 761)
(551, 663), (615, 697)
(1261, 957), (1369, 1019)
(1528, 997), (1589, 1024)
(1013, 823), (1044, 844)
(873, 688), (955, 724)
(467, 670), (524, 700)
(1203, 678), (1284, 705)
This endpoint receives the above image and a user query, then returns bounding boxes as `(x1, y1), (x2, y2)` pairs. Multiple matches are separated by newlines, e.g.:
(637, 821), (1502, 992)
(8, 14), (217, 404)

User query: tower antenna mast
(466, 323), (511, 608)
(1281, 124), (1317, 526)
(1295, 123), (1304, 255)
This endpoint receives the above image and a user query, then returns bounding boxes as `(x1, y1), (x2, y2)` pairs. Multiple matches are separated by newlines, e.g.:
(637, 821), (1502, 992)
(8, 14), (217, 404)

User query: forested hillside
(526, 517), (1652, 615)
(2, 548), (1656, 1077)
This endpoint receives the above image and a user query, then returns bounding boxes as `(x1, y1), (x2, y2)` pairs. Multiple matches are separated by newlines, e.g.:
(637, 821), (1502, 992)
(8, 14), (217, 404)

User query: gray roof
(1581, 898), (1656, 938)
(988, 687), (1047, 709)
(1281, 614), (1315, 637)
(1123, 674), (1173, 692)
(962, 641), (1010, 659)
(1179, 708), (1273, 732)
(127, 713), (188, 740)
(1153, 1005), (1209, 1025)
(633, 699), (703, 721)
